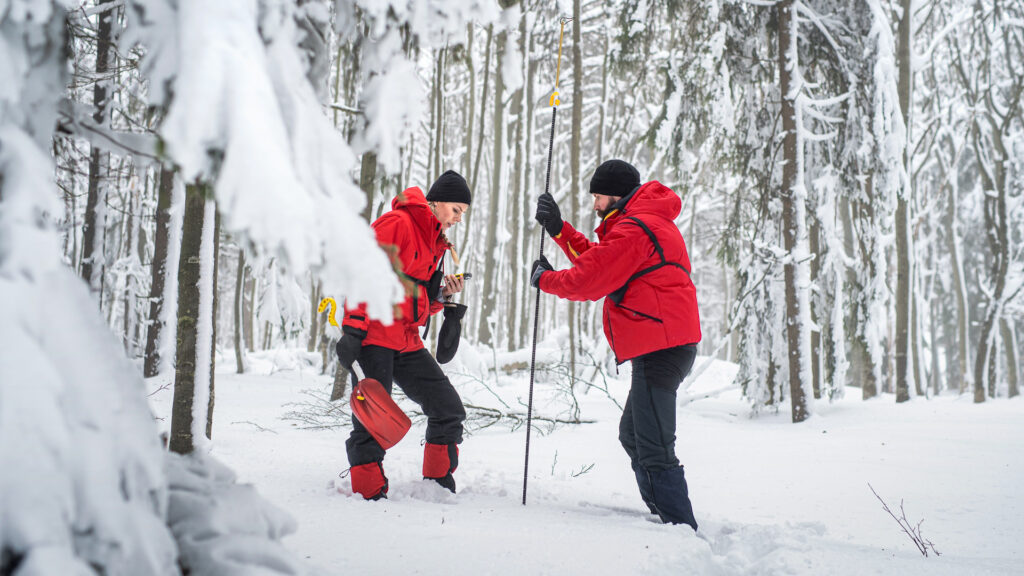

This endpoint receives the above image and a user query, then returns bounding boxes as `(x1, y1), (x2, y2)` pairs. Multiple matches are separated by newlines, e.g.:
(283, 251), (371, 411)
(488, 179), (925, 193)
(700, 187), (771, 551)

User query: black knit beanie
(589, 159), (640, 197)
(426, 170), (472, 205)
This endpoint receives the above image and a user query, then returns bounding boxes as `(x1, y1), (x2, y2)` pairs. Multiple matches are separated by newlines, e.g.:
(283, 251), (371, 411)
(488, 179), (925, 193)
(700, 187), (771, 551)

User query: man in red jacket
(531, 159), (701, 531)
(337, 170), (470, 499)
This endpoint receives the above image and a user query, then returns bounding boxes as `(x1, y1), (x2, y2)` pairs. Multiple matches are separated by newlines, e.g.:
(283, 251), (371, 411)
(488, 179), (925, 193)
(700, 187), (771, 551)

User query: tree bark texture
(235, 246), (247, 374)
(144, 166), (175, 377)
(79, 0), (116, 294)
(894, 0), (913, 403)
(170, 182), (208, 455)
(207, 211), (221, 440)
(778, 0), (809, 423)
(478, 24), (505, 347)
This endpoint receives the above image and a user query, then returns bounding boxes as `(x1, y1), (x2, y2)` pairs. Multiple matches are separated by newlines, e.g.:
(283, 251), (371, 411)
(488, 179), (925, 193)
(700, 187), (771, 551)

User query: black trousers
(618, 344), (697, 472)
(346, 345), (466, 466)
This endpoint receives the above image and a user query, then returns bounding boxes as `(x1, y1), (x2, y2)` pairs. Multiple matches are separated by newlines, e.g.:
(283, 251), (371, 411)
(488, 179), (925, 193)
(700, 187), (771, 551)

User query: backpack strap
(607, 216), (690, 305)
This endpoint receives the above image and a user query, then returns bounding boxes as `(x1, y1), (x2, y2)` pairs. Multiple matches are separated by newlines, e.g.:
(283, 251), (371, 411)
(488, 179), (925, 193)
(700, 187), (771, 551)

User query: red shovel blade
(351, 378), (412, 450)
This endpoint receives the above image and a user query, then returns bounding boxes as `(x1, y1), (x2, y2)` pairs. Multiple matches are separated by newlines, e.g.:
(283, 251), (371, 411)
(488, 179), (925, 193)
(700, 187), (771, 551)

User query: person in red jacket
(531, 159), (701, 531)
(337, 170), (471, 499)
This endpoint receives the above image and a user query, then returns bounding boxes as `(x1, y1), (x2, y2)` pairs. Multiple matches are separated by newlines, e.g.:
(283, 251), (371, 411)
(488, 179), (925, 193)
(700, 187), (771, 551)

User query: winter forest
(2, 0), (1022, 574)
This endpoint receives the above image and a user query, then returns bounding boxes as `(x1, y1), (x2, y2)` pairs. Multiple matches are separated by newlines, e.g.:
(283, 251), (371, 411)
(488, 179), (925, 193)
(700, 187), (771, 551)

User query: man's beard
(596, 207), (612, 219)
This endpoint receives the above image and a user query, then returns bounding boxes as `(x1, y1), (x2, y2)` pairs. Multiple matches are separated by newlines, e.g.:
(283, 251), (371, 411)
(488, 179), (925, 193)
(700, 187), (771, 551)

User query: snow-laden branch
(56, 99), (160, 163)
(794, 1), (846, 65)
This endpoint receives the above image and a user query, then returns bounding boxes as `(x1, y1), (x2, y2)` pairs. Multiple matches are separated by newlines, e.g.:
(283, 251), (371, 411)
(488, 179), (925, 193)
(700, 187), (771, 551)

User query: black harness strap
(607, 216), (690, 305)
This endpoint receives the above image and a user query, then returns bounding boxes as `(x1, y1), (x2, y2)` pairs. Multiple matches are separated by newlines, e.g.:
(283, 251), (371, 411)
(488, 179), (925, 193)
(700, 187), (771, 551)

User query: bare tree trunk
(809, 219), (822, 399)
(307, 276), (319, 353)
(912, 282), (925, 396)
(944, 179), (968, 392)
(235, 246), (247, 374)
(170, 181), (209, 455)
(207, 211), (221, 440)
(778, 0), (809, 423)
(567, 0), (582, 388)
(478, 22), (506, 347)
(507, 9), (527, 352)
(470, 25), (493, 194)
(464, 24), (476, 179)
(244, 268), (255, 352)
(432, 47), (447, 182)
(121, 176), (138, 355)
(972, 128), (1010, 403)
(79, 0), (116, 295)
(144, 166), (176, 376)
(1002, 319), (1019, 398)
(894, 0), (913, 403)
(519, 40), (537, 350)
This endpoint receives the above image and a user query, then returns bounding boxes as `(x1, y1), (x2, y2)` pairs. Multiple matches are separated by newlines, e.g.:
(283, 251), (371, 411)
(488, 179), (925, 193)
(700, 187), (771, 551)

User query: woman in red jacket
(532, 159), (701, 531)
(337, 170), (470, 499)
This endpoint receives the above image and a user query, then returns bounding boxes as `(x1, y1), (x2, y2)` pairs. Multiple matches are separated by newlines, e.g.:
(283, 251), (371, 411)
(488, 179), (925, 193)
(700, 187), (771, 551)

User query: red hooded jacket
(540, 181), (701, 363)
(342, 187), (448, 352)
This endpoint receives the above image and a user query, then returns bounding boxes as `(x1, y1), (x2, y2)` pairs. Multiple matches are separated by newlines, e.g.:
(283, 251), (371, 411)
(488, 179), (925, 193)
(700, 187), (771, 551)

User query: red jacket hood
(598, 181), (681, 236)
(392, 186), (443, 242)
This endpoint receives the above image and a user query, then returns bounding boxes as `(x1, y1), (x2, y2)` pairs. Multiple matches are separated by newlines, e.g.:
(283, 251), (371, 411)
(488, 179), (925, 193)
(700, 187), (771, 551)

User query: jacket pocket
(618, 303), (664, 324)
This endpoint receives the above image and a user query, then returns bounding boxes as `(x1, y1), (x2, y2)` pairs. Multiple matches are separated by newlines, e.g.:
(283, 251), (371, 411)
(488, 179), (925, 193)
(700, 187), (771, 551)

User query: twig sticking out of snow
(868, 483), (941, 557)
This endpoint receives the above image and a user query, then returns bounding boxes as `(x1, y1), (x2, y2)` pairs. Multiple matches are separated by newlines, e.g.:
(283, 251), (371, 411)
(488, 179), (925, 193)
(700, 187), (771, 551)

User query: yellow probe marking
(317, 297), (339, 327)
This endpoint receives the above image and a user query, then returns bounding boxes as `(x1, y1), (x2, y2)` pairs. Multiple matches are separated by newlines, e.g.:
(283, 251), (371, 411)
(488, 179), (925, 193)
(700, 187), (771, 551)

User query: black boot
(427, 473), (457, 493)
(648, 466), (698, 531)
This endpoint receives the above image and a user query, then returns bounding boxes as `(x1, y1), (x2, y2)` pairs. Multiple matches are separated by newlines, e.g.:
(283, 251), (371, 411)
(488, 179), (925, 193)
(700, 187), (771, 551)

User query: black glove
(530, 256), (553, 289)
(436, 303), (468, 364)
(335, 326), (367, 370)
(535, 193), (564, 237)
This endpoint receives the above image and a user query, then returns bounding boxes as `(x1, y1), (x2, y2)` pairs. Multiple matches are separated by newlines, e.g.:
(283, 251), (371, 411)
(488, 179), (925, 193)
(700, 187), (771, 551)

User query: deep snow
(147, 348), (1022, 575)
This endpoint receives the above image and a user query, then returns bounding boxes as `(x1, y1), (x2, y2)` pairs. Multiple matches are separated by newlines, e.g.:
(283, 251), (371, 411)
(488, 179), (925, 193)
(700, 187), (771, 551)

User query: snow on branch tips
(124, 0), (402, 320)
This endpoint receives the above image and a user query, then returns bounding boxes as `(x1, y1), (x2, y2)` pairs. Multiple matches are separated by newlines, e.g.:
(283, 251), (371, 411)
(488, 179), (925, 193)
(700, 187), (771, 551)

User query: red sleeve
(428, 296), (444, 316)
(341, 302), (370, 332)
(550, 221), (596, 264)
(539, 224), (648, 302)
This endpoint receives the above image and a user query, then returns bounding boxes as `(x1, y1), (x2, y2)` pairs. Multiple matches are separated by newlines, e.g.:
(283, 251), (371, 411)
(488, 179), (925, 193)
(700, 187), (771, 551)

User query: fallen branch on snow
(868, 483), (941, 557)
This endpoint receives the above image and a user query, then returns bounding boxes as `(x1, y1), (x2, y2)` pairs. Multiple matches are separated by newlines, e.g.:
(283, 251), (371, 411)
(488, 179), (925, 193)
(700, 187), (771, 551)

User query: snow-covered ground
(147, 348), (1022, 575)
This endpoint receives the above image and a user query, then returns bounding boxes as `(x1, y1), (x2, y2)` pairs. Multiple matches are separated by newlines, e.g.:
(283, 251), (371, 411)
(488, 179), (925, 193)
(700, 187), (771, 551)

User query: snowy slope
(147, 349), (1022, 575)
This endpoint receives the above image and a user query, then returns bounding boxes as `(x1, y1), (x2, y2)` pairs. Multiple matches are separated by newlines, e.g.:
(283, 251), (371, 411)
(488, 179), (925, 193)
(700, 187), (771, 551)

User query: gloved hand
(436, 303), (468, 364)
(530, 255), (553, 289)
(535, 193), (563, 237)
(335, 326), (367, 370)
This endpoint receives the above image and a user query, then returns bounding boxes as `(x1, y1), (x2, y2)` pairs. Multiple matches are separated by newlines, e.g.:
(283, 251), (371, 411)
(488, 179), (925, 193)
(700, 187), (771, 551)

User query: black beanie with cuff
(426, 170), (472, 205)
(589, 159), (641, 198)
